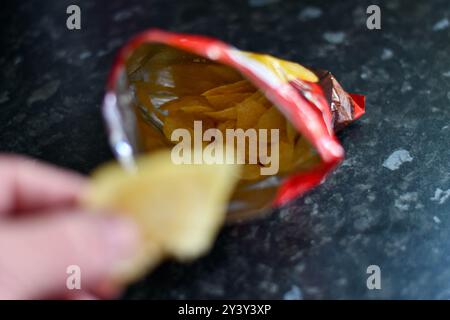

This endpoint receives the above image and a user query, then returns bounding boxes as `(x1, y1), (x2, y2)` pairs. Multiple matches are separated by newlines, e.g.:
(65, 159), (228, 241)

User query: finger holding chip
(83, 150), (241, 283)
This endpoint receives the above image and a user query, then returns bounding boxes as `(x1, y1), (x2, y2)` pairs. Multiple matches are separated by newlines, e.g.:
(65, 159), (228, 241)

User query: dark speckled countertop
(1, 0), (449, 299)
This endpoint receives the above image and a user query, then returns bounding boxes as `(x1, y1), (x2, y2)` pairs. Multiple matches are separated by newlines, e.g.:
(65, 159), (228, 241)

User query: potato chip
(159, 96), (215, 115)
(202, 80), (255, 96)
(163, 113), (192, 141)
(162, 112), (215, 141)
(205, 65), (243, 84)
(160, 96), (211, 113)
(136, 115), (171, 151)
(128, 43), (321, 193)
(180, 105), (215, 114)
(205, 106), (237, 121)
(256, 92), (273, 107)
(83, 150), (241, 282)
(286, 120), (298, 145)
(217, 120), (235, 134)
(169, 63), (237, 95)
(255, 106), (287, 143)
(205, 93), (252, 110)
(236, 92), (269, 129)
(241, 163), (263, 180)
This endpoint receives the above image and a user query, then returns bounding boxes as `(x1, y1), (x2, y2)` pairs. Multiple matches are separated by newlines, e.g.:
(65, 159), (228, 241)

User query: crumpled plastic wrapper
(101, 29), (365, 221)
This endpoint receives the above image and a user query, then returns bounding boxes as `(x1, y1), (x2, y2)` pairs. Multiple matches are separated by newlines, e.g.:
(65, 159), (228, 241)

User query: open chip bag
(84, 29), (365, 282)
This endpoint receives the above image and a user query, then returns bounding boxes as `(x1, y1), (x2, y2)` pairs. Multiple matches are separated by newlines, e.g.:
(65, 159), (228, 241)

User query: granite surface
(1, 0), (449, 299)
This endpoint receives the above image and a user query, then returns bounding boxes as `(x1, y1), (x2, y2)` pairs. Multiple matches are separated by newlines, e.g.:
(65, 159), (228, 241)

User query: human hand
(0, 155), (138, 299)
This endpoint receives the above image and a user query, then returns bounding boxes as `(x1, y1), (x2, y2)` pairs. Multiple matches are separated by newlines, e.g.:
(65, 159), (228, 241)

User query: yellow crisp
(205, 106), (237, 121)
(286, 121), (298, 145)
(241, 163), (263, 180)
(256, 106), (287, 142)
(236, 92), (268, 129)
(128, 44), (322, 184)
(160, 95), (211, 113)
(205, 92), (253, 110)
(202, 80), (255, 96)
(83, 150), (241, 283)
(162, 111), (214, 141)
(217, 120), (236, 134)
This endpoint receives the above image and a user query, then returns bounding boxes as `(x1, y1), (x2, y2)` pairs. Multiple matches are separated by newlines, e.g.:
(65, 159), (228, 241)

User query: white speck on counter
(298, 6), (323, 21)
(113, 6), (141, 22)
(342, 157), (357, 167)
(430, 188), (450, 205)
(14, 56), (23, 65)
(311, 203), (319, 216)
(401, 82), (413, 93)
(113, 10), (133, 22)
(323, 31), (346, 44)
(433, 216), (441, 224)
(442, 70), (450, 78)
(27, 80), (60, 106)
(0, 91), (9, 104)
(432, 18), (449, 31)
(383, 149), (413, 170)
(381, 48), (394, 60)
(394, 192), (418, 211)
(283, 285), (303, 300)
(248, 0), (279, 7)
(367, 193), (376, 202)
(79, 51), (92, 60)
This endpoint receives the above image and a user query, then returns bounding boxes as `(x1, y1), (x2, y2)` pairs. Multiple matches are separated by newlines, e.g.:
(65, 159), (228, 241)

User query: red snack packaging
(102, 29), (365, 221)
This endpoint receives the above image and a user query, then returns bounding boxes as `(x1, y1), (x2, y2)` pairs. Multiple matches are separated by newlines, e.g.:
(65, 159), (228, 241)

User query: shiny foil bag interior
(102, 29), (365, 221)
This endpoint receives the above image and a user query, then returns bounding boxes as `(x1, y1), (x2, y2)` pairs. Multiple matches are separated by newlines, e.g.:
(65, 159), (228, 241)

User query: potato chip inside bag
(103, 29), (365, 222)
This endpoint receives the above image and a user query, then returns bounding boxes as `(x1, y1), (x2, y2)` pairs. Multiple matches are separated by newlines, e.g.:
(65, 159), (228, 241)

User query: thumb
(0, 211), (138, 299)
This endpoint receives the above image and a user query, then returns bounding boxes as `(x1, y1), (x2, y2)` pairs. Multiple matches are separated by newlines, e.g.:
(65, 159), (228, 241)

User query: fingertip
(0, 211), (140, 299)
(96, 214), (140, 265)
